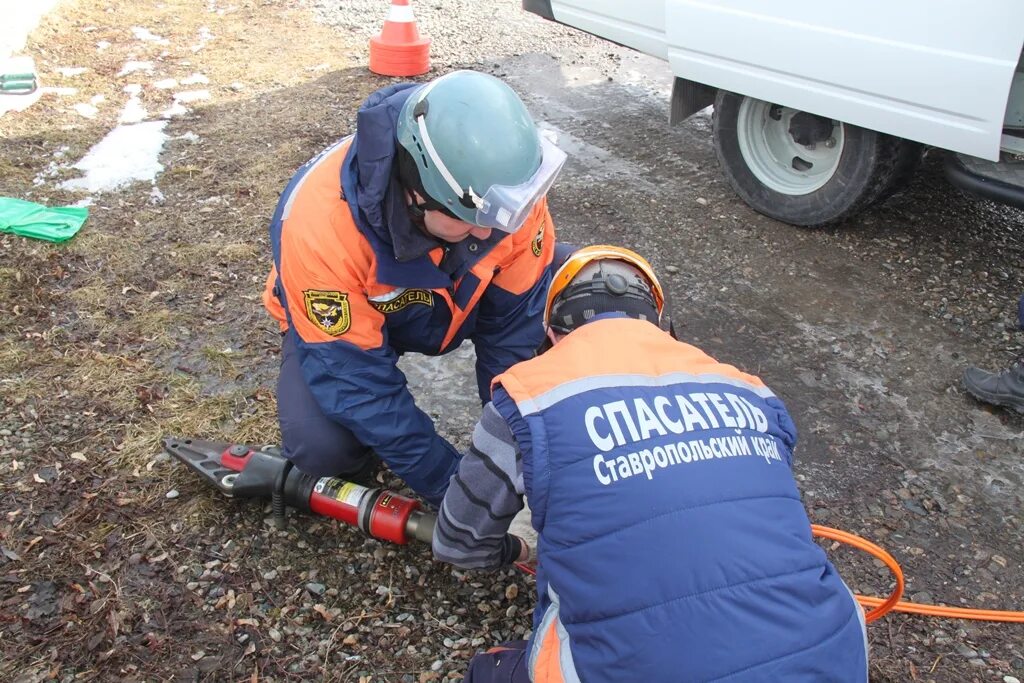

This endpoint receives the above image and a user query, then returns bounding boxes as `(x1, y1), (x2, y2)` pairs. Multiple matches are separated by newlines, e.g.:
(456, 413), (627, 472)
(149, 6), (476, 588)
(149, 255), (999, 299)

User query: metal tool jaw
(162, 437), (287, 499)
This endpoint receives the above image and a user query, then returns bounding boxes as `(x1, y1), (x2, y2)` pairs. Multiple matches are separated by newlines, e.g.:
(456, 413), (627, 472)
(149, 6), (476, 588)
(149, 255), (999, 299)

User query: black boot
(337, 450), (383, 488)
(963, 361), (1024, 414)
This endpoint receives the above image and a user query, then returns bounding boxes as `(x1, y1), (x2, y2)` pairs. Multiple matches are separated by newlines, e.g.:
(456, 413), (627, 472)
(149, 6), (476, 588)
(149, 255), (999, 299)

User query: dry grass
(0, 2), (374, 677)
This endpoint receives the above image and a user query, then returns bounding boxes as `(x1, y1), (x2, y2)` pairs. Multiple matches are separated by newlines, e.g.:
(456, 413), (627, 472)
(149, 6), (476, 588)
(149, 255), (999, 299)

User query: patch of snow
(191, 27), (215, 52)
(229, 81), (245, 91)
(178, 131), (201, 143)
(118, 61), (153, 77)
(131, 27), (169, 44)
(73, 102), (99, 119)
(96, 41), (111, 52)
(33, 147), (71, 186)
(1, 91), (41, 115)
(149, 186), (166, 205)
(160, 102), (189, 119)
(180, 73), (209, 86)
(123, 83), (143, 95)
(41, 86), (77, 96)
(59, 121), (169, 193)
(206, 1), (236, 16)
(90, 94), (105, 105)
(173, 90), (210, 104)
(0, 1), (61, 59)
(33, 160), (63, 186)
(118, 95), (148, 124)
(56, 67), (88, 77)
(153, 78), (178, 90)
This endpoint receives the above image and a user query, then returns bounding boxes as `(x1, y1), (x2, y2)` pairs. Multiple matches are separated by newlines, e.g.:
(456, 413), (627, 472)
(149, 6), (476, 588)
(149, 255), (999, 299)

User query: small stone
(343, 634), (358, 645)
(0, 429), (11, 436)
(268, 628), (282, 642)
(968, 658), (986, 667)
(306, 582), (326, 596)
(954, 643), (978, 658)
(191, 650), (205, 661)
(664, 265), (679, 274)
(262, 570), (278, 580)
(1003, 676), (1020, 683)
(695, 197), (708, 206)
(165, 489), (179, 499)
(430, 660), (443, 671)
(505, 584), (518, 600)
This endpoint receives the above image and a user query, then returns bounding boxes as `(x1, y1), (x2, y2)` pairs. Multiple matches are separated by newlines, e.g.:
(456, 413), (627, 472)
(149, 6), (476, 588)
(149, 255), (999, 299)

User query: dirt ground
(1, 1), (1023, 682)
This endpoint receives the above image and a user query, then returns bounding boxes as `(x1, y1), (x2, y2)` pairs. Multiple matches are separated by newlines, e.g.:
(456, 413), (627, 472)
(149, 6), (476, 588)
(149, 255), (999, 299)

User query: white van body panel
(546, 1), (1024, 161)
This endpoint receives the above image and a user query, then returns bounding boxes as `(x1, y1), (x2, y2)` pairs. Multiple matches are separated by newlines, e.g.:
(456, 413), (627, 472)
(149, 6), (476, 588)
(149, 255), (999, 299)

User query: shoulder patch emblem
(531, 219), (546, 257)
(370, 289), (433, 314)
(303, 290), (351, 336)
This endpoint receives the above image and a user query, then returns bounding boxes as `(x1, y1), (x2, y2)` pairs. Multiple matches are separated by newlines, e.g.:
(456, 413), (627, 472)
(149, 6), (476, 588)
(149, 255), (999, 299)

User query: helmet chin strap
(414, 111), (484, 210)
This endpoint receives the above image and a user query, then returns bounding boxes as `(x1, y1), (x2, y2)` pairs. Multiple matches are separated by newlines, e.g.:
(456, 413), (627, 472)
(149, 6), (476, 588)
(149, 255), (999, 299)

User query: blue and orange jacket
(491, 316), (867, 682)
(263, 84), (556, 506)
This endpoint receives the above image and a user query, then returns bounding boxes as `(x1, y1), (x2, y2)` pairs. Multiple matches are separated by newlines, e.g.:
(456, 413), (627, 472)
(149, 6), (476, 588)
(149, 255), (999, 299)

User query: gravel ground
(2, 1), (1023, 681)
(309, 1), (1024, 680)
(306, 0), (598, 70)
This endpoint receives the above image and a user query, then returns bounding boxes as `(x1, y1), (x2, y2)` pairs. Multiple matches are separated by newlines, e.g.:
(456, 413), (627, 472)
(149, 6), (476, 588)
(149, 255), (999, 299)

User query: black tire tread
(711, 90), (914, 227)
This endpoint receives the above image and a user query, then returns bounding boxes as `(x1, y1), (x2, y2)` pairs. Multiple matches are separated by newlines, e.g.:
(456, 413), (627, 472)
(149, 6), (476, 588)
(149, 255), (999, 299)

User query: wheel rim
(735, 98), (845, 195)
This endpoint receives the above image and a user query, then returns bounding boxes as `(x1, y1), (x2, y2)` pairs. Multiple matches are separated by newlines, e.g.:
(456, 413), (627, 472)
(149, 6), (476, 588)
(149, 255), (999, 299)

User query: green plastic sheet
(0, 197), (88, 243)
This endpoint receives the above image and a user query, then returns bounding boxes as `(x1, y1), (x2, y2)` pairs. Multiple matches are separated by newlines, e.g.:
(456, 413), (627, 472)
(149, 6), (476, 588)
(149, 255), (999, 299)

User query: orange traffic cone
(368, 0), (431, 77)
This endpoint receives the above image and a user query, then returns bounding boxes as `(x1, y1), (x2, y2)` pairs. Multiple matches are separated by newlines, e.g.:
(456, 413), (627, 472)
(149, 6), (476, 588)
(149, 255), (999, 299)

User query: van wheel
(712, 91), (903, 227)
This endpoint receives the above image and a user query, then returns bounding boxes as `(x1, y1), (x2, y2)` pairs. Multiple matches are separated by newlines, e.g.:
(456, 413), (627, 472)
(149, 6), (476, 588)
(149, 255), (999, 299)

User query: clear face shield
(472, 136), (566, 232)
(415, 109), (567, 233)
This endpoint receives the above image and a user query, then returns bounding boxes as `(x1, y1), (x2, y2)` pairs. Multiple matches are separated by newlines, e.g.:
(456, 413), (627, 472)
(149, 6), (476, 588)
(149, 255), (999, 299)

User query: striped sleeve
(432, 402), (525, 569)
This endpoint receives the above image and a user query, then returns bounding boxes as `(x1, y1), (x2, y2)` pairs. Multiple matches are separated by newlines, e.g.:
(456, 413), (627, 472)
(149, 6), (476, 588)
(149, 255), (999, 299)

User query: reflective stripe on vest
(528, 587), (580, 683)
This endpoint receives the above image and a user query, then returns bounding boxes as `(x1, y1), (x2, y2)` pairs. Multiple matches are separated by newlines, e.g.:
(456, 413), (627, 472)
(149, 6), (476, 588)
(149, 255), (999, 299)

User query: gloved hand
(509, 501), (537, 551)
(512, 535), (537, 564)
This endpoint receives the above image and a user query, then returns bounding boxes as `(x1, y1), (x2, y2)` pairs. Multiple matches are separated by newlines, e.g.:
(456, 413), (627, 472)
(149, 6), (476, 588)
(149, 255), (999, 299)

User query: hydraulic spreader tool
(162, 437), (435, 545)
(164, 435), (1024, 625)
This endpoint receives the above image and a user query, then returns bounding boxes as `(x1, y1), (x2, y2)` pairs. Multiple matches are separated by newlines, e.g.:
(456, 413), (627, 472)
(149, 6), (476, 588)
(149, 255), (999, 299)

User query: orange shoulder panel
(270, 141), (386, 349)
(496, 318), (766, 404)
(490, 197), (555, 296)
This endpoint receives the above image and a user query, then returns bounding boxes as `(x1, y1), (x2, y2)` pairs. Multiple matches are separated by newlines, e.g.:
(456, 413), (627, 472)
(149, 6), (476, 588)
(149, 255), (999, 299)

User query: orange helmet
(544, 245), (665, 334)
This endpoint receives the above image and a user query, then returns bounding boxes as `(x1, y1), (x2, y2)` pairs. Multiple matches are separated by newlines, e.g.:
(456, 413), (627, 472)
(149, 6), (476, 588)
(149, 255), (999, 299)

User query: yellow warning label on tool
(336, 481), (370, 507)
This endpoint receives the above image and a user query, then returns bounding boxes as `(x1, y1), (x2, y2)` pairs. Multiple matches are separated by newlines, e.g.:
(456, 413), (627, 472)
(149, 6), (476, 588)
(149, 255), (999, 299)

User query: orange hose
(812, 524), (1024, 624)
(514, 525), (1024, 624)
(812, 524), (904, 623)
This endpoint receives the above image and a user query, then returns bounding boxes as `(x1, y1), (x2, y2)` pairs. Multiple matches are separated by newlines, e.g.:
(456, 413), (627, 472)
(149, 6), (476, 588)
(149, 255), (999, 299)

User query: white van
(525, 1), (1024, 226)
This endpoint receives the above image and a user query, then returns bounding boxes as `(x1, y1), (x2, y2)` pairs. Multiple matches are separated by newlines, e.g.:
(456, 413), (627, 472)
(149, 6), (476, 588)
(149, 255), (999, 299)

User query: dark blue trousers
(463, 641), (530, 683)
(276, 330), (372, 478)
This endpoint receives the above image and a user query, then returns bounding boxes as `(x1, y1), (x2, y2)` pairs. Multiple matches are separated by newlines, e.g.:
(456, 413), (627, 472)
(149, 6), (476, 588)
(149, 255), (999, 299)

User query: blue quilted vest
(491, 317), (867, 682)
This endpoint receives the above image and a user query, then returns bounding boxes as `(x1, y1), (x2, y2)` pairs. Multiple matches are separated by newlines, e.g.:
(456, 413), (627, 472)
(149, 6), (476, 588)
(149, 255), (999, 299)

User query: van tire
(712, 90), (904, 227)
(878, 139), (924, 201)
